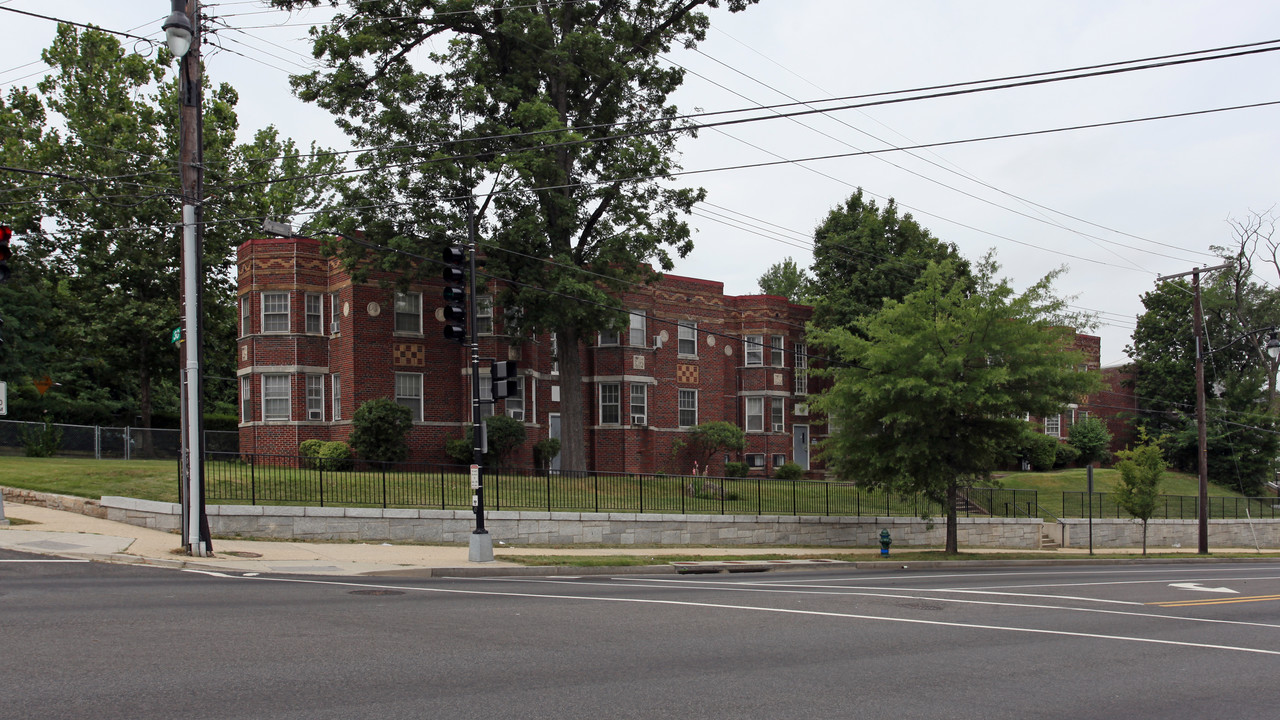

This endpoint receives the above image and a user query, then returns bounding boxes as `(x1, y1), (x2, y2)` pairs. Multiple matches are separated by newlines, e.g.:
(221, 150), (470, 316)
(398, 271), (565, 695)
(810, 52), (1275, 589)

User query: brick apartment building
(236, 236), (1133, 473)
(236, 236), (825, 475)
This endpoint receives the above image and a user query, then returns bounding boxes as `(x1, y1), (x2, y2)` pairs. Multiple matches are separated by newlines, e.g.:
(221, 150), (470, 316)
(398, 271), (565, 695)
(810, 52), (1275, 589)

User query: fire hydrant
(879, 529), (892, 557)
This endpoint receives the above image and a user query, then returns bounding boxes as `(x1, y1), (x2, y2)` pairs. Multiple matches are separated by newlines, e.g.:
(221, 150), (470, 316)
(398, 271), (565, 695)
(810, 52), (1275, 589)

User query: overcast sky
(5, 1), (1280, 366)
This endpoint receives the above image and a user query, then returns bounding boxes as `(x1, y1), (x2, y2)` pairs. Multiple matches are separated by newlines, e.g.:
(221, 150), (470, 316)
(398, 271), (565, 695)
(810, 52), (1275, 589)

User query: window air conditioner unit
(330, 320), (340, 334)
(773, 423), (784, 432)
(309, 410), (323, 421)
(632, 415), (647, 426)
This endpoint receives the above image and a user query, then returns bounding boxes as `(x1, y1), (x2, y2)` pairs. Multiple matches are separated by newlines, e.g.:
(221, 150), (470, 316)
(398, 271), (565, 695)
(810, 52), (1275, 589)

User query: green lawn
(995, 467), (1240, 497)
(0, 456), (180, 502)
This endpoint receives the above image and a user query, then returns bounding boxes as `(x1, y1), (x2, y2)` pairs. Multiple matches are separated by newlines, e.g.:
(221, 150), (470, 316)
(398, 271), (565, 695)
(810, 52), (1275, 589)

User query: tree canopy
(272, 0), (760, 472)
(756, 257), (812, 302)
(810, 255), (1099, 553)
(809, 189), (971, 332)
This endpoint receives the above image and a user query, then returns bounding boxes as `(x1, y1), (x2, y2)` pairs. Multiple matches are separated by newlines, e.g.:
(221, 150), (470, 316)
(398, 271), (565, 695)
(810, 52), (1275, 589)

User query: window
(629, 310), (646, 347)
(550, 333), (560, 375)
(745, 335), (764, 366)
(395, 373), (423, 422)
(330, 293), (341, 334)
(476, 295), (494, 335)
(771, 335), (785, 367)
(262, 292), (289, 333)
(771, 397), (785, 433)
(599, 327), (620, 346)
(479, 374), (494, 419)
(332, 374), (341, 421)
(794, 343), (809, 395)
(262, 374), (290, 422)
(600, 383), (621, 424)
(240, 375), (252, 422)
(772, 453), (787, 468)
(305, 293), (323, 334)
(394, 292), (422, 334)
(240, 296), (250, 337)
(745, 396), (764, 432)
(506, 377), (525, 421)
(630, 383), (647, 425)
(678, 321), (697, 356)
(306, 374), (324, 420)
(745, 453), (765, 468)
(1044, 414), (1061, 437)
(678, 389), (698, 428)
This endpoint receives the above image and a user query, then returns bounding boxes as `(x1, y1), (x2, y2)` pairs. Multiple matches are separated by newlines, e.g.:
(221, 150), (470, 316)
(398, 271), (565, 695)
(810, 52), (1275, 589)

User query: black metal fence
(205, 452), (1040, 519)
(0, 419), (238, 460)
(1062, 492), (1280, 520)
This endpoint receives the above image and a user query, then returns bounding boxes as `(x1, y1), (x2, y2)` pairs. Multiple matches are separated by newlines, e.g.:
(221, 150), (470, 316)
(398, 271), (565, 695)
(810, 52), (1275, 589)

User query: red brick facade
(236, 238), (825, 475)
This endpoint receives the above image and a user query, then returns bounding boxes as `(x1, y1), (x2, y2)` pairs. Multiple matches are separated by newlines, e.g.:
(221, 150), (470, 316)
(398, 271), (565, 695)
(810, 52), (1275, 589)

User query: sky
(5, 1), (1280, 366)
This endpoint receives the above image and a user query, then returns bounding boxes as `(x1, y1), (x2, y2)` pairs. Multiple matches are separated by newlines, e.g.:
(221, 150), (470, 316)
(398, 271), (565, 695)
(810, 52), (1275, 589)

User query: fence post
(124, 426), (130, 461)
(318, 464), (324, 507)
(382, 465), (388, 509)
(639, 473), (644, 514)
(250, 456), (256, 505)
(594, 474), (599, 514)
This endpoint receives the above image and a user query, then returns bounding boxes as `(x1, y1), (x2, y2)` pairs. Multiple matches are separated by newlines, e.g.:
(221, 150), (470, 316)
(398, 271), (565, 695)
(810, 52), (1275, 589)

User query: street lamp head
(1266, 332), (1280, 361)
(162, 5), (194, 58)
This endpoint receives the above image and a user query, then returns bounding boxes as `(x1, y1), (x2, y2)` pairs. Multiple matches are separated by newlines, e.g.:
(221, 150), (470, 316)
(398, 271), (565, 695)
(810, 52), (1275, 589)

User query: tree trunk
(558, 325), (586, 473)
(946, 477), (959, 554)
(1141, 519), (1148, 556)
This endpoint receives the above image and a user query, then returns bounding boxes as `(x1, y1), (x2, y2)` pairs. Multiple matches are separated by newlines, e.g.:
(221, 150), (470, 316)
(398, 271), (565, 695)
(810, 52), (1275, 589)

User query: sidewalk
(0, 502), (853, 577)
(3, 501), (1277, 578)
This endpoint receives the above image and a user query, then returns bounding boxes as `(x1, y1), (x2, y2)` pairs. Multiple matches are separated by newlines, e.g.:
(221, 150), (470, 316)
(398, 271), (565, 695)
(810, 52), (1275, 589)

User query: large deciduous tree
(756, 257), (812, 302)
(272, 0), (759, 472)
(810, 255), (1099, 553)
(809, 189), (971, 332)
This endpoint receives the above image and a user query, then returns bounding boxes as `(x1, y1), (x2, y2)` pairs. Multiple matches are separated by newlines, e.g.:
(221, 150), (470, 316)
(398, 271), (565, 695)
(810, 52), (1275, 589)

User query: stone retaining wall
(1060, 518), (1280, 549)
(1, 487), (105, 518)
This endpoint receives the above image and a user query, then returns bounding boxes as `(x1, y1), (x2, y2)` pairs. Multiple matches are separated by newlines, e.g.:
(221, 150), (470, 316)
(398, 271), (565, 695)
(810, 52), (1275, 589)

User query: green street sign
(171, 327), (182, 344)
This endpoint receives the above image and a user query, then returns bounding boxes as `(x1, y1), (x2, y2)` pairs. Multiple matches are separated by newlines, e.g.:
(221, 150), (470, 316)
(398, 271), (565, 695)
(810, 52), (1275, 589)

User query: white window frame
(262, 373), (290, 422)
(772, 453), (787, 468)
(332, 374), (341, 421)
(306, 374), (324, 421)
(630, 383), (647, 425)
(262, 292), (289, 333)
(240, 296), (250, 337)
(506, 376), (525, 421)
(1044, 414), (1061, 437)
(678, 389), (698, 428)
(305, 293), (323, 334)
(476, 295), (494, 335)
(394, 292), (422, 334)
(550, 333), (560, 375)
(745, 396), (765, 432)
(771, 397), (785, 433)
(794, 343), (808, 395)
(600, 383), (621, 425)
(770, 335), (785, 367)
(599, 327), (620, 346)
(240, 375), (252, 422)
(745, 335), (764, 366)
(678, 320), (697, 356)
(330, 293), (341, 334)
(395, 372), (423, 422)
(479, 374), (494, 419)
(629, 310), (646, 347)
(745, 453), (765, 469)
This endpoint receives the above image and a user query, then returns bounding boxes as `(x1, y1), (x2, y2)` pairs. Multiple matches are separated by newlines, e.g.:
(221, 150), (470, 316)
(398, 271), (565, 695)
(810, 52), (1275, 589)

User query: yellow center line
(1151, 594), (1280, 608)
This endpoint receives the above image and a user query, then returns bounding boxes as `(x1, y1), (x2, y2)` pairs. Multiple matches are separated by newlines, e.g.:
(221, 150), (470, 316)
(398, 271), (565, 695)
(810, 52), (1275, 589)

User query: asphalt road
(5, 548), (1280, 719)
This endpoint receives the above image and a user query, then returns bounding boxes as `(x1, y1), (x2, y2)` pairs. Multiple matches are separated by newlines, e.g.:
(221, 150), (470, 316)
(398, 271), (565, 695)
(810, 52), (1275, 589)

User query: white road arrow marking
(1169, 582), (1238, 594)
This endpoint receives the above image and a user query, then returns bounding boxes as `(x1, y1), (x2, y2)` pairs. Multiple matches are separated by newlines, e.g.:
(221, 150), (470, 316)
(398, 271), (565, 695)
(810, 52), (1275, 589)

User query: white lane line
(177, 569), (1280, 656)
(955, 575), (1280, 591)
(764, 566), (1280, 584)
(0, 559), (90, 563)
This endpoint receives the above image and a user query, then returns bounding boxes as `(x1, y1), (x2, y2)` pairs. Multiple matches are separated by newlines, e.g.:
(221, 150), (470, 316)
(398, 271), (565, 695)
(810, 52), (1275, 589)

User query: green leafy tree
(1068, 416), (1112, 467)
(350, 398), (414, 464)
(1127, 280), (1278, 494)
(446, 415), (529, 468)
(810, 255), (1099, 553)
(756, 257), (812, 302)
(1113, 432), (1166, 555)
(686, 420), (746, 471)
(272, 0), (760, 472)
(809, 189), (971, 332)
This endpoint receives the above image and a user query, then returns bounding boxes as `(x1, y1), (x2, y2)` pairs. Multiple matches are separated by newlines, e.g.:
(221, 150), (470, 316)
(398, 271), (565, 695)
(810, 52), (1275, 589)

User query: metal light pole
(466, 200), (493, 563)
(164, 0), (210, 556)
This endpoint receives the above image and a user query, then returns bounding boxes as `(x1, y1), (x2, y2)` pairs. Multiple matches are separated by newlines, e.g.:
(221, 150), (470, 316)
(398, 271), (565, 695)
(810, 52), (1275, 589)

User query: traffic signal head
(0, 225), (11, 283)
(491, 360), (519, 399)
(442, 244), (467, 342)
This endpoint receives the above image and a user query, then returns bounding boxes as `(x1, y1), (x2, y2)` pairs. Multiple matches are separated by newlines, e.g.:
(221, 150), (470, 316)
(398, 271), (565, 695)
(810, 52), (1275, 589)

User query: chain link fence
(0, 419), (238, 460)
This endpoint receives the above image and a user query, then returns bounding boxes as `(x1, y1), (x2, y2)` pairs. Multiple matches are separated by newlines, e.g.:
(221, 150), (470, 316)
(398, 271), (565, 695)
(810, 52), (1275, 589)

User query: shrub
(723, 461), (749, 478)
(299, 439), (325, 459)
(445, 437), (472, 465)
(349, 398), (413, 464)
(316, 441), (353, 471)
(533, 438), (561, 471)
(1053, 442), (1080, 469)
(445, 415), (529, 467)
(774, 461), (804, 480)
(684, 479), (740, 501)
(20, 419), (63, 458)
